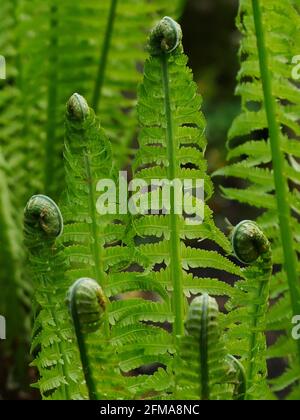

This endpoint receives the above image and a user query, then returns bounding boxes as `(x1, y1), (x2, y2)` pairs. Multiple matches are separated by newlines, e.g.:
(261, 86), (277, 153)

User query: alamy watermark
(96, 171), (204, 225)
(0, 315), (6, 340)
(292, 315), (300, 340)
(0, 55), (6, 80)
(292, 55), (300, 80)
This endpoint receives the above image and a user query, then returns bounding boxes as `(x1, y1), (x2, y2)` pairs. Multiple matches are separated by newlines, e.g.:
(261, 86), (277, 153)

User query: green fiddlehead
(67, 278), (107, 400)
(148, 16), (182, 56)
(24, 194), (63, 249)
(177, 294), (235, 400)
(230, 220), (272, 399)
(226, 355), (247, 401)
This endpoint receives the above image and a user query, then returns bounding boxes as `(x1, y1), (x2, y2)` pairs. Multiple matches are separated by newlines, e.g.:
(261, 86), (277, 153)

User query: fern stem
(69, 281), (97, 400)
(45, 3), (58, 197)
(92, 0), (118, 114)
(251, 0), (300, 362)
(161, 55), (184, 337)
(200, 294), (209, 400)
(43, 277), (71, 400)
(245, 255), (270, 400)
(83, 151), (110, 338)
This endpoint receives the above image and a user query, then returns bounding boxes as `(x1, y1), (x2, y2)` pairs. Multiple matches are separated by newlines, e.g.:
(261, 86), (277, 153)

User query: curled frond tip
(148, 16), (182, 56)
(231, 220), (270, 264)
(67, 93), (90, 121)
(67, 278), (107, 334)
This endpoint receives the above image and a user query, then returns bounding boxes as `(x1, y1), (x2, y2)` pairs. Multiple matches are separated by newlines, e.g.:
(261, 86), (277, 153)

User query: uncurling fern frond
(62, 93), (138, 399)
(223, 220), (273, 400)
(176, 294), (238, 400)
(24, 195), (86, 400)
(67, 278), (121, 400)
(121, 17), (245, 396)
(214, 0), (300, 396)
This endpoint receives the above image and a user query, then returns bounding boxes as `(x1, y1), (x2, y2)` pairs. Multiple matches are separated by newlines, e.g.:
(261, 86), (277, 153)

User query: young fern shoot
(127, 16), (245, 396)
(24, 195), (86, 400)
(214, 0), (300, 396)
(67, 278), (107, 400)
(228, 220), (272, 399)
(177, 294), (242, 400)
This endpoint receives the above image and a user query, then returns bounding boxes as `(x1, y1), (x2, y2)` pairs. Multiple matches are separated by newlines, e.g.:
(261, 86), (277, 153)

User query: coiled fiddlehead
(24, 194), (63, 249)
(230, 220), (272, 399)
(67, 93), (90, 123)
(226, 355), (247, 401)
(148, 16), (182, 55)
(67, 278), (107, 400)
(24, 195), (86, 400)
(177, 294), (235, 400)
(231, 220), (270, 266)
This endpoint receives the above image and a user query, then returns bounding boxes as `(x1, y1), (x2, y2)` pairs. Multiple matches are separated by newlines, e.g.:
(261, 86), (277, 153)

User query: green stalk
(161, 55), (184, 337)
(245, 252), (271, 400)
(83, 151), (110, 338)
(69, 282), (97, 400)
(92, 0), (118, 113)
(200, 294), (209, 400)
(45, 3), (58, 197)
(251, 0), (300, 362)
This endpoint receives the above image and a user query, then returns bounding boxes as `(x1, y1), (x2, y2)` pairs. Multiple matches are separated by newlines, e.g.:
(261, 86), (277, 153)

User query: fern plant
(223, 220), (272, 399)
(23, 195), (86, 399)
(0, 0), (186, 390)
(120, 16), (247, 397)
(214, 0), (300, 398)
(3, 0), (300, 401)
(176, 294), (239, 400)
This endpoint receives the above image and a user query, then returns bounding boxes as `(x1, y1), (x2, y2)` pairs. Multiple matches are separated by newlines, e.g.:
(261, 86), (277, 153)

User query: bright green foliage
(0, 0), (186, 393)
(214, 0), (300, 396)
(62, 93), (134, 399)
(223, 220), (272, 399)
(2, 0), (299, 401)
(133, 16), (242, 332)
(67, 278), (124, 400)
(62, 92), (176, 399)
(0, 0), (186, 378)
(176, 294), (235, 400)
(24, 195), (86, 400)
(125, 17), (244, 396)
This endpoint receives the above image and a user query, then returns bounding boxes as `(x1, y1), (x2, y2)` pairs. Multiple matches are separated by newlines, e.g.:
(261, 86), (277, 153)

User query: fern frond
(24, 195), (86, 400)
(224, 220), (272, 400)
(176, 294), (236, 400)
(214, 0), (300, 396)
(119, 17), (245, 396)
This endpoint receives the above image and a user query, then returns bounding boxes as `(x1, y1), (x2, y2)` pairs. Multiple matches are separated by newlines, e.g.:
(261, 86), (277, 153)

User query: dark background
(181, 0), (249, 228)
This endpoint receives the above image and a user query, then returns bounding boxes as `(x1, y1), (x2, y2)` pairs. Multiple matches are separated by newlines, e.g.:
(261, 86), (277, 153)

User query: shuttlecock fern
(0, 0), (186, 388)
(62, 93), (137, 399)
(176, 294), (240, 400)
(119, 16), (245, 396)
(24, 195), (86, 399)
(214, 0), (300, 396)
(224, 220), (272, 400)
(67, 278), (121, 400)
